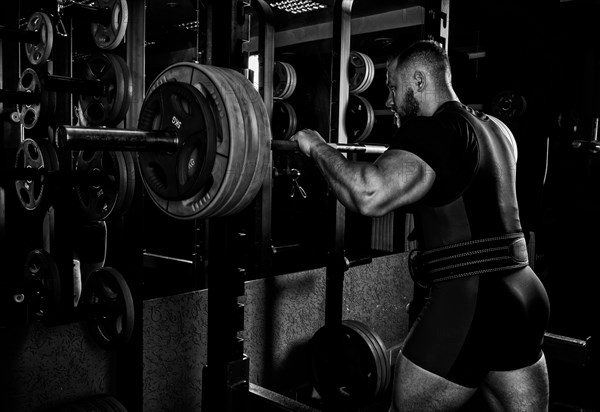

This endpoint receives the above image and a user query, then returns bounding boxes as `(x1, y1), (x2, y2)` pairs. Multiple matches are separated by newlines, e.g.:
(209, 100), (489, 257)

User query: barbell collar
(0, 26), (40, 44)
(56, 125), (180, 152)
(61, 3), (113, 26)
(270, 139), (388, 155)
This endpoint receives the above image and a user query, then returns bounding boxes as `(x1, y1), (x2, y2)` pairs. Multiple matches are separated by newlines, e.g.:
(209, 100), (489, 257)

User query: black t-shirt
(388, 102), (479, 206)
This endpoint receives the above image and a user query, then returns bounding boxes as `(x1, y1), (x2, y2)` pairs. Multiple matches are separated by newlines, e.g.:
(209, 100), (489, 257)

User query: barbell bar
(56, 125), (388, 155)
(270, 139), (388, 154)
(56, 125), (179, 152)
(51, 63), (388, 220)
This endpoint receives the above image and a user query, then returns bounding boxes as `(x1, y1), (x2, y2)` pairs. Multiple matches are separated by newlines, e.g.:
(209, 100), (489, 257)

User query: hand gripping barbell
(0, 52), (132, 129)
(0, 11), (54, 65)
(54, 62), (389, 221)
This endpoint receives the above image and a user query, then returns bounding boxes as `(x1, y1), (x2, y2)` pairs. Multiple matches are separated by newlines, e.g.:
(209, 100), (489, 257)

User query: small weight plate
(273, 61), (297, 100)
(81, 267), (134, 350)
(23, 249), (62, 322)
(91, 0), (129, 50)
(17, 68), (56, 130)
(14, 138), (59, 212)
(74, 150), (132, 221)
(310, 322), (382, 408)
(24, 12), (54, 66)
(272, 100), (297, 140)
(346, 94), (375, 143)
(343, 320), (391, 398)
(78, 53), (132, 127)
(349, 51), (374, 94)
(490, 90), (527, 123)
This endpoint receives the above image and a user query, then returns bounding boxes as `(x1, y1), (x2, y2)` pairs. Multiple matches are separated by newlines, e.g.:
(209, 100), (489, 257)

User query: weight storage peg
(0, 11), (54, 65)
(59, 0), (129, 50)
(0, 53), (132, 129)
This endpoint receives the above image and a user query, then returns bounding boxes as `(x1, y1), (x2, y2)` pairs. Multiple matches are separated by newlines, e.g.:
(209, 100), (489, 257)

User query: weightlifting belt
(409, 232), (529, 286)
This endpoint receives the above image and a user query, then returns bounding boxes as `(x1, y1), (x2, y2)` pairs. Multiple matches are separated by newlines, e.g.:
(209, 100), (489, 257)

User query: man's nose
(385, 93), (393, 108)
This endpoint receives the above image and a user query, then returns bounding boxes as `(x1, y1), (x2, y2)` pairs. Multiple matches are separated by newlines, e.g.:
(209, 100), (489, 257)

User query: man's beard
(393, 88), (420, 128)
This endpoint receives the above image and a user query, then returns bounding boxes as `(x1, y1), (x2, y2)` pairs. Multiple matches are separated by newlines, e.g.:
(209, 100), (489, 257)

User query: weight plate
(490, 90), (527, 123)
(310, 322), (382, 408)
(81, 267), (134, 350)
(138, 81), (217, 201)
(78, 53), (132, 127)
(17, 68), (56, 130)
(141, 63), (244, 219)
(209, 66), (267, 217)
(23, 249), (62, 322)
(343, 320), (390, 398)
(273, 61), (297, 100)
(14, 138), (59, 212)
(346, 94), (374, 142)
(24, 12), (54, 66)
(91, 0), (129, 50)
(349, 51), (374, 94)
(118, 150), (137, 217)
(102, 395), (128, 412)
(221, 67), (271, 216)
(111, 50), (133, 125)
(272, 100), (298, 140)
(74, 150), (132, 220)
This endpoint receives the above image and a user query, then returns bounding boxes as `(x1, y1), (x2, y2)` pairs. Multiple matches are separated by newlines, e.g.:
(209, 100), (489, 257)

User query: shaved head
(387, 40), (452, 89)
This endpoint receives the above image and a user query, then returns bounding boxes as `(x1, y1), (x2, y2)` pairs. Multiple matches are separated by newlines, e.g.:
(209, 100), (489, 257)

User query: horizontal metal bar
(61, 3), (112, 26)
(271, 139), (388, 154)
(0, 26), (40, 44)
(44, 75), (105, 97)
(0, 89), (40, 105)
(56, 126), (179, 152)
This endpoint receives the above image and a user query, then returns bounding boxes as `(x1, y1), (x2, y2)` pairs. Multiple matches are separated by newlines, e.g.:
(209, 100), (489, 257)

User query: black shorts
(402, 266), (550, 388)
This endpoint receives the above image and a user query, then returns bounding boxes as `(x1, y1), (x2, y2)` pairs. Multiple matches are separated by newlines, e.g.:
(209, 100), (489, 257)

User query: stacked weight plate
(347, 51), (375, 142)
(138, 62), (271, 220)
(272, 61), (298, 140)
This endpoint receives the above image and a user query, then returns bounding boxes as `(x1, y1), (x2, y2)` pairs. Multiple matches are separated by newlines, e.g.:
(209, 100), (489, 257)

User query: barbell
(0, 11), (54, 65)
(0, 52), (132, 129)
(53, 62), (388, 220)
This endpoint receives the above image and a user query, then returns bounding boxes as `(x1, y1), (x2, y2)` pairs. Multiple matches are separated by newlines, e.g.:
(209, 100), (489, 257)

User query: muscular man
(291, 40), (550, 411)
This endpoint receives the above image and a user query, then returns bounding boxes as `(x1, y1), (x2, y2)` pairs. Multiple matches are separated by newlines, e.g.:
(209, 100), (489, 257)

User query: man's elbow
(354, 195), (389, 217)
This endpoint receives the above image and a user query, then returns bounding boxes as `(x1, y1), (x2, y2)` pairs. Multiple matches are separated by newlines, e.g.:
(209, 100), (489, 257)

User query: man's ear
(414, 70), (426, 92)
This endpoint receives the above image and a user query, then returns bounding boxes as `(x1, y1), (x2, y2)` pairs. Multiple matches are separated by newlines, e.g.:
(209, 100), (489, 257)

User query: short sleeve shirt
(388, 102), (479, 206)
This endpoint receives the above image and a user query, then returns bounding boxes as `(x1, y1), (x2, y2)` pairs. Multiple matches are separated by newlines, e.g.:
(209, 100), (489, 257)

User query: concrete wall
(0, 321), (116, 411)
(143, 252), (413, 411)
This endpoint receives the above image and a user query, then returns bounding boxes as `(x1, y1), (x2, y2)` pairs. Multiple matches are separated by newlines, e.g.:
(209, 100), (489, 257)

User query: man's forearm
(310, 141), (365, 212)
